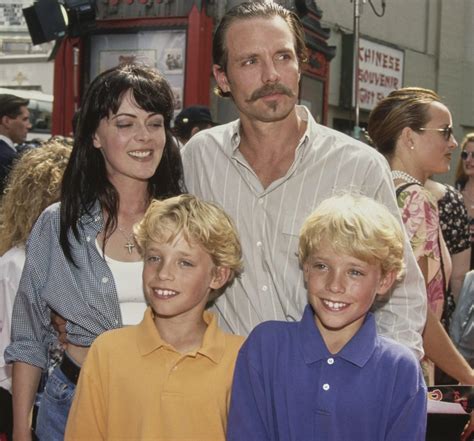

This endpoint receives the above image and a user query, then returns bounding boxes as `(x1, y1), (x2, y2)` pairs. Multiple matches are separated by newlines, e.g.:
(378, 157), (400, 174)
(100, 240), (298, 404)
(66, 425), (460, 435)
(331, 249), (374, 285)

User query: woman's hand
(50, 311), (68, 348)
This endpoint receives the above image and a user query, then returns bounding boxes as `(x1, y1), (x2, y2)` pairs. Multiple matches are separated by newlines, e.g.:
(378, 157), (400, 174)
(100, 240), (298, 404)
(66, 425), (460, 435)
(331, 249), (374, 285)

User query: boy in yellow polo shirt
(65, 195), (244, 440)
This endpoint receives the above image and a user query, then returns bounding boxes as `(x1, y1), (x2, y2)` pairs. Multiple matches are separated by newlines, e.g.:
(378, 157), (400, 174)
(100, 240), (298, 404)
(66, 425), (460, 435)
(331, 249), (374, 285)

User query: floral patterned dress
(396, 182), (452, 385)
(437, 185), (470, 326)
(397, 183), (451, 318)
(438, 185), (470, 256)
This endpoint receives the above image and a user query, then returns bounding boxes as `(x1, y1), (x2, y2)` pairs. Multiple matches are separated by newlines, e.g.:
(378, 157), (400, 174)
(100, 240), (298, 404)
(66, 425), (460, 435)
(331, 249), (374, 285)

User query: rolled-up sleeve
(4, 210), (54, 369)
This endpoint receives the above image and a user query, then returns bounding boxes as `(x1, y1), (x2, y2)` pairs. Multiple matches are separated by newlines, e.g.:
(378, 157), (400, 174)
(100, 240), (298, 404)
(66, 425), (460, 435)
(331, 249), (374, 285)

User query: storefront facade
(52, 0), (335, 133)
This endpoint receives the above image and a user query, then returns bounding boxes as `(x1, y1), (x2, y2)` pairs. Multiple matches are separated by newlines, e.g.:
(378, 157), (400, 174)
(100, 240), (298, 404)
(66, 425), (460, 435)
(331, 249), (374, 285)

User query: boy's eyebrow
(145, 246), (163, 254)
(307, 252), (324, 259)
(145, 246), (195, 258)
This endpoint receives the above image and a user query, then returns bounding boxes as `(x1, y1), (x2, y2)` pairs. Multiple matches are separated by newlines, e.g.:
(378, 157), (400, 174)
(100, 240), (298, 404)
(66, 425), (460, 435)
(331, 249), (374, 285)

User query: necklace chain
(117, 226), (135, 254)
(391, 170), (422, 186)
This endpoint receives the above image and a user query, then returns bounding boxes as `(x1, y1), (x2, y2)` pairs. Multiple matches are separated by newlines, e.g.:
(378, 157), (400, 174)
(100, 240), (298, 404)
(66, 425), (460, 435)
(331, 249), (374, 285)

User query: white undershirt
(96, 240), (146, 326)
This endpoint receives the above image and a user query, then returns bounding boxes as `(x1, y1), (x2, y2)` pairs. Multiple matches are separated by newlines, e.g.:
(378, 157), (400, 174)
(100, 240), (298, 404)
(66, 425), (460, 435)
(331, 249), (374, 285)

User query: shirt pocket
(282, 212), (304, 237)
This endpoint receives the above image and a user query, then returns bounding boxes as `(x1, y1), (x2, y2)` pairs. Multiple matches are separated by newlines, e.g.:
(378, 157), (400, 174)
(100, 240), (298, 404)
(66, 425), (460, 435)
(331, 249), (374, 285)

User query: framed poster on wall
(89, 29), (186, 114)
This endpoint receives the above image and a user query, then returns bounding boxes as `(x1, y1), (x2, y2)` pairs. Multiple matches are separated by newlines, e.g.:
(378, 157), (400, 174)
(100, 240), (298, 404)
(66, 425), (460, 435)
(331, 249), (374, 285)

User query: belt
(59, 352), (81, 386)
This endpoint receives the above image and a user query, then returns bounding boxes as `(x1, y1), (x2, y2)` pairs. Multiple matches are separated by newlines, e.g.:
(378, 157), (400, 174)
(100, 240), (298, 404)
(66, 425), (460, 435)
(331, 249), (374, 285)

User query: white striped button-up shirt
(182, 106), (427, 359)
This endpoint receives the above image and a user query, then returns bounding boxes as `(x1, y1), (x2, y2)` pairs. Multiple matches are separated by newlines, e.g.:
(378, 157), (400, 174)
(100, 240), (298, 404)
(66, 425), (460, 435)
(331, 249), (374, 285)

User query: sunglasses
(461, 151), (474, 161)
(418, 126), (454, 141)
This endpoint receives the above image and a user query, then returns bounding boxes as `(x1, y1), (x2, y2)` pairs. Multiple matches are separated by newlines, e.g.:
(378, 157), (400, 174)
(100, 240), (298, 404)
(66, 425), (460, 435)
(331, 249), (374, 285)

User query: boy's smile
(303, 240), (396, 353)
(142, 233), (224, 324)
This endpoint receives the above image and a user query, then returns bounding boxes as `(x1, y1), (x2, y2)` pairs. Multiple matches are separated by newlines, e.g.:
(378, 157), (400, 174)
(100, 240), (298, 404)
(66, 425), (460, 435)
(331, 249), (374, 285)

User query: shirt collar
(0, 134), (15, 151)
(79, 200), (103, 232)
(298, 304), (377, 368)
(137, 308), (226, 364)
(229, 105), (312, 155)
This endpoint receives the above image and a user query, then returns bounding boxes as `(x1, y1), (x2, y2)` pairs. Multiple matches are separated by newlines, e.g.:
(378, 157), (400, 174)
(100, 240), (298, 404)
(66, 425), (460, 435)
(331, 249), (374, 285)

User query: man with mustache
(181, 2), (427, 359)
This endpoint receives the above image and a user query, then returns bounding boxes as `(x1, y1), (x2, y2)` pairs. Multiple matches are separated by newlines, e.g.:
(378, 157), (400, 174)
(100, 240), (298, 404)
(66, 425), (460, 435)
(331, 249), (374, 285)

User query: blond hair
(0, 140), (71, 255)
(298, 194), (405, 279)
(134, 194), (243, 298)
(455, 132), (474, 189)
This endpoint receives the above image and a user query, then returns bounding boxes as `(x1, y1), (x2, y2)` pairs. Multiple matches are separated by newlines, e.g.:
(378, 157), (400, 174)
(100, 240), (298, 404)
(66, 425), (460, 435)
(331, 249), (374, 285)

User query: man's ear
(190, 126), (201, 137)
(376, 270), (397, 296)
(0, 115), (11, 129)
(212, 64), (231, 95)
(210, 266), (232, 291)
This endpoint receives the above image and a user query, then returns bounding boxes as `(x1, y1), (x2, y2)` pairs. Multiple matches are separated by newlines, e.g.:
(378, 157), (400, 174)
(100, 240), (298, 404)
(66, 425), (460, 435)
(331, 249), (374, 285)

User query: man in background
(0, 94), (31, 194)
(173, 105), (216, 148)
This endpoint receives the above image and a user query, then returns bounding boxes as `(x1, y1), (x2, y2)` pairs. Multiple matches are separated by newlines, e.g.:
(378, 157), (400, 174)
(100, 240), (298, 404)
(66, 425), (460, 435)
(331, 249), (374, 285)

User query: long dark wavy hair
(60, 64), (185, 263)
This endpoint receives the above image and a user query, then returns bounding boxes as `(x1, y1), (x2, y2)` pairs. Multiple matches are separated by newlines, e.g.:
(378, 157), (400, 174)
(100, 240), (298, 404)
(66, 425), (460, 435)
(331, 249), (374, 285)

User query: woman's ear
(92, 132), (102, 149)
(399, 126), (417, 151)
(210, 266), (232, 290)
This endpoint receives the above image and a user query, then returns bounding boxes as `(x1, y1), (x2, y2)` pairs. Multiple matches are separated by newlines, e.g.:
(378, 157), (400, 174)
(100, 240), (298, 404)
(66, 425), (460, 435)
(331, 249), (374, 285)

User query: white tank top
(96, 240), (147, 325)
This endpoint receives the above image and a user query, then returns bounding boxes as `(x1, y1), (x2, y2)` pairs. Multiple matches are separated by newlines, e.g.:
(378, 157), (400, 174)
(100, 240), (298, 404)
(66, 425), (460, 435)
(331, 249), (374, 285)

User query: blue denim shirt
(5, 201), (123, 369)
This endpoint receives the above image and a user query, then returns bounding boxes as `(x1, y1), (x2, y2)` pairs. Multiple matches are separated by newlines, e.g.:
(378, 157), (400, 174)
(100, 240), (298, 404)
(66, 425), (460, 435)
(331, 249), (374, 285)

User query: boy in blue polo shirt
(227, 194), (427, 441)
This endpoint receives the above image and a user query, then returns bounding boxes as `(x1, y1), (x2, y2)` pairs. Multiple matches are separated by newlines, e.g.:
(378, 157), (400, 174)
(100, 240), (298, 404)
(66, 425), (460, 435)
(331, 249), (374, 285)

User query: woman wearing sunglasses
(368, 87), (474, 389)
(456, 133), (474, 270)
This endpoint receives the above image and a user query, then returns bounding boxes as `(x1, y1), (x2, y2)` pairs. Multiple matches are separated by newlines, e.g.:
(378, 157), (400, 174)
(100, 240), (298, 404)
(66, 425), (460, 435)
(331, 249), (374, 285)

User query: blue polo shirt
(227, 305), (427, 441)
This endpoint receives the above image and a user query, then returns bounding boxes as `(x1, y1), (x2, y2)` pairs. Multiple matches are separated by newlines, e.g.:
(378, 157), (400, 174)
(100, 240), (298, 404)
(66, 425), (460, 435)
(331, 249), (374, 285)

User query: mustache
(246, 83), (295, 102)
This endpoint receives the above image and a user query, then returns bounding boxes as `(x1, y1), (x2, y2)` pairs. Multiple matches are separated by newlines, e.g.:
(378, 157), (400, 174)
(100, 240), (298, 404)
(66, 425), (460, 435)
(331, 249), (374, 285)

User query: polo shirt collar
(298, 304), (377, 368)
(196, 311), (226, 364)
(137, 308), (226, 364)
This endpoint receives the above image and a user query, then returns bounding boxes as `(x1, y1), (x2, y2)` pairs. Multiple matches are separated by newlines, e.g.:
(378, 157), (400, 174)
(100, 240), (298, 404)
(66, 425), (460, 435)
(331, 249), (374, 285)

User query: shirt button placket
(254, 196), (272, 317)
(317, 357), (335, 414)
(322, 357), (334, 391)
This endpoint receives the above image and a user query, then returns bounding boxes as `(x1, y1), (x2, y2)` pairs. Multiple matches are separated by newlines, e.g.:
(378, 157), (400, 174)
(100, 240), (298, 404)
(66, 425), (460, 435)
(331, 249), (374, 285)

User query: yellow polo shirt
(64, 307), (244, 440)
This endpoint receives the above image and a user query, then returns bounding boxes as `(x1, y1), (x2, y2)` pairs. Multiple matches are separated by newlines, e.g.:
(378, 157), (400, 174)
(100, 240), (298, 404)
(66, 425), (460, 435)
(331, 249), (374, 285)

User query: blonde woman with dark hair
(0, 140), (71, 441)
